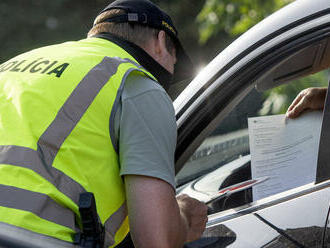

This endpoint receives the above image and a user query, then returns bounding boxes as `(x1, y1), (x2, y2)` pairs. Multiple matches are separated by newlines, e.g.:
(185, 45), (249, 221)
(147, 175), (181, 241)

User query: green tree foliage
(197, 0), (294, 44)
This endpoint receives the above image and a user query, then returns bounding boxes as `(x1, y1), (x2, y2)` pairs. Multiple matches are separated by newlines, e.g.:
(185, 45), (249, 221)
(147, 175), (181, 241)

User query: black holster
(74, 193), (105, 248)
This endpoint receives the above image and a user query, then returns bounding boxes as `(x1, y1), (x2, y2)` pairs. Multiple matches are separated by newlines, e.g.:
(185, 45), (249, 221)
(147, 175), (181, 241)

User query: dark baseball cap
(97, 0), (194, 83)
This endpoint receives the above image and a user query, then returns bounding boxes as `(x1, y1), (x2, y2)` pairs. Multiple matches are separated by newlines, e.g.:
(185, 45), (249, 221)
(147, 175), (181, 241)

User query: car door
(174, 0), (330, 247)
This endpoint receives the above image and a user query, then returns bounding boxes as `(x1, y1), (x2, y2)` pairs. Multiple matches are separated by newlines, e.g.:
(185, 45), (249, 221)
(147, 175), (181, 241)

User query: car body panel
(184, 181), (330, 247)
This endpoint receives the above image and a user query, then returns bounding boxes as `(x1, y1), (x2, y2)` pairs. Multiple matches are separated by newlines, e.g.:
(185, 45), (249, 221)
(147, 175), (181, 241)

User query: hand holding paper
(286, 87), (326, 119)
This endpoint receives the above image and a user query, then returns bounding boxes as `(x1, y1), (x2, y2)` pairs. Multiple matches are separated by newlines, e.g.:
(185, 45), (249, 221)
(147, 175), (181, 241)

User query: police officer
(0, 0), (208, 247)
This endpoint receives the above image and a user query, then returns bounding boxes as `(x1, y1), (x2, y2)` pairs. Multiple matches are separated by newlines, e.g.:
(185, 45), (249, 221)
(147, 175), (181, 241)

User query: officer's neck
(91, 33), (173, 91)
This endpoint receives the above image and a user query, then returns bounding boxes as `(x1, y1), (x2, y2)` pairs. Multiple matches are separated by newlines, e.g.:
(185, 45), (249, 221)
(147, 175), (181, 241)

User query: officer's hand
(286, 87), (327, 119)
(176, 194), (208, 243)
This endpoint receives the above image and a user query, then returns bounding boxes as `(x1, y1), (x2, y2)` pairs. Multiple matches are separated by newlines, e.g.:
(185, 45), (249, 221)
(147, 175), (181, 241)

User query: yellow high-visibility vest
(0, 37), (155, 247)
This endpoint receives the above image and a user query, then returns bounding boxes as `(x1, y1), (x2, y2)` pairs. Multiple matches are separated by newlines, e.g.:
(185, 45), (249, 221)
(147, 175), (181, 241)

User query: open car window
(176, 69), (329, 213)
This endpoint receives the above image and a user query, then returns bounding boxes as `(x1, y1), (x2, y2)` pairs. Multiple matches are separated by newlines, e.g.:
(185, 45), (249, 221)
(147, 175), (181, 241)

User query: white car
(174, 0), (330, 247)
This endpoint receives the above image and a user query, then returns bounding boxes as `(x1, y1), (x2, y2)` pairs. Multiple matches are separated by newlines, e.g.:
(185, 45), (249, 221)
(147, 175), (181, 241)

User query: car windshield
(175, 70), (328, 187)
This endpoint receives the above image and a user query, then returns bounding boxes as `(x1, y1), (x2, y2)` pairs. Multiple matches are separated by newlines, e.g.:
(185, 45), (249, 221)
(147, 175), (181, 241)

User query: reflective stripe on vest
(0, 56), (134, 240)
(0, 145), (84, 206)
(0, 184), (75, 229)
(104, 203), (128, 247)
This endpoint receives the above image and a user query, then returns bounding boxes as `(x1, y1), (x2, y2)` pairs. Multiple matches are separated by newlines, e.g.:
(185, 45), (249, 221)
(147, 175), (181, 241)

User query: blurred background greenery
(0, 0), (328, 113)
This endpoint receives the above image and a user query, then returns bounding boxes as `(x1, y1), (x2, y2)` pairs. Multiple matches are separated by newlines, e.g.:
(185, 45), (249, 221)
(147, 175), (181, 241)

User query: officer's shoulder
(122, 70), (167, 100)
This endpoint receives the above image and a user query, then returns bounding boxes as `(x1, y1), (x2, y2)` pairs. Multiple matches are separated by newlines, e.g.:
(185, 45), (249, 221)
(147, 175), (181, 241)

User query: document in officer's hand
(248, 111), (322, 201)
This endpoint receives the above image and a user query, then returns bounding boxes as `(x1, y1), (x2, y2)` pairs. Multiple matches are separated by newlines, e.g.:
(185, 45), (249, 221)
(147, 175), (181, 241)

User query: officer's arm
(125, 175), (208, 248)
(124, 175), (188, 248)
(119, 75), (207, 247)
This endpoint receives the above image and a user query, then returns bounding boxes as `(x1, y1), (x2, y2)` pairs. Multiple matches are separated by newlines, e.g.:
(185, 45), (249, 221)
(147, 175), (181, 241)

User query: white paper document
(248, 111), (322, 201)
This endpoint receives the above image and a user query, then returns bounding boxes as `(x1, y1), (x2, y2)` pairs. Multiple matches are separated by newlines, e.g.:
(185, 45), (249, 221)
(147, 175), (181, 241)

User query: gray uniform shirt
(114, 71), (177, 189)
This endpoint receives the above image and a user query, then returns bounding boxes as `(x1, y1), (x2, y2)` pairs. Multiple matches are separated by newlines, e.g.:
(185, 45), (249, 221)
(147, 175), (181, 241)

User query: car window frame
(175, 16), (330, 177)
(316, 76), (330, 183)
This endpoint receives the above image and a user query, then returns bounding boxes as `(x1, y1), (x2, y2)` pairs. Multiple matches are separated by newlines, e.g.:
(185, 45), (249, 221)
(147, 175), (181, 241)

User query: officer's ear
(155, 30), (168, 57)
(140, 31), (162, 59)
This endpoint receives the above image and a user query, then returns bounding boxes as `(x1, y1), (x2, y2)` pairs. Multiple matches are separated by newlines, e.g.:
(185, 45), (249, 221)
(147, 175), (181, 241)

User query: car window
(176, 69), (329, 212)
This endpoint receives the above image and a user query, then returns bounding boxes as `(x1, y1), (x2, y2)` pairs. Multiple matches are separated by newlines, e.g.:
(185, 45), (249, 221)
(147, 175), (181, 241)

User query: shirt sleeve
(116, 71), (177, 189)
